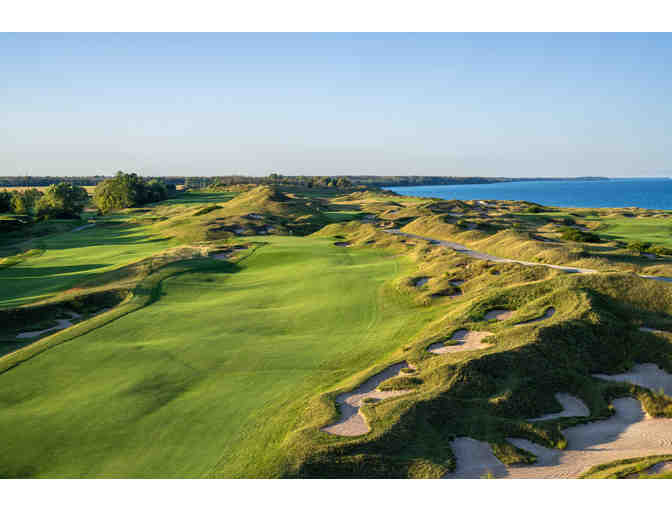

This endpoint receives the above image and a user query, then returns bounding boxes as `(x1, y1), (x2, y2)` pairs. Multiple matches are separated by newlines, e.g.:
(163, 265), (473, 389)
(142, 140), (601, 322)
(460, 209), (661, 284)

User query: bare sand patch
(427, 329), (493, 355)
(16, 311), (81, 339)
(443, 438), (508, 479)
(484, 309), (514, 321)
(321, 362), (412, 437)
(517, 307), (556, 326)
(528, 393), (589, 421)
(594, 363), (672, 397)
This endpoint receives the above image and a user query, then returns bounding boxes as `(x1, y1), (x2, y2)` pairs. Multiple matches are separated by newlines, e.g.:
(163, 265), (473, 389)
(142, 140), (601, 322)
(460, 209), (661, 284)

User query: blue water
(386, 179), (672, 210)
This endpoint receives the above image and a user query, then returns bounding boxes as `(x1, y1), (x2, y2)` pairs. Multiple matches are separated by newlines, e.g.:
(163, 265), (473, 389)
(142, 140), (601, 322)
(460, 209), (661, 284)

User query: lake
(385, 178), (672, 210)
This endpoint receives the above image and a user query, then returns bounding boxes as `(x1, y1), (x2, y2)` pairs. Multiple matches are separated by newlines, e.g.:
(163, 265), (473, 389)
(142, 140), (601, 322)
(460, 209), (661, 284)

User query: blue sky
(2, 33), (672, 177)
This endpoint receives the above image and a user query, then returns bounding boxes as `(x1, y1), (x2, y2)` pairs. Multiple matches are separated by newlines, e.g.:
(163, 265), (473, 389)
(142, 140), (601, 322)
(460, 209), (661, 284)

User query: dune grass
(0, 235), (436, 478)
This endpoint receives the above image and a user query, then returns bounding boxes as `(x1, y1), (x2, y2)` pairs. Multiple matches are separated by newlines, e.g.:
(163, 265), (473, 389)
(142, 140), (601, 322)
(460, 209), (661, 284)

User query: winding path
(384, 229), (672, 283)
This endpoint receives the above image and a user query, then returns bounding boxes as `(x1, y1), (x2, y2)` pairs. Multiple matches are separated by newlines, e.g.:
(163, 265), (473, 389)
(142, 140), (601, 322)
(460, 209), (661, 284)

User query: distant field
(0, 235), (427, 477)
(1, 186), (97, 196)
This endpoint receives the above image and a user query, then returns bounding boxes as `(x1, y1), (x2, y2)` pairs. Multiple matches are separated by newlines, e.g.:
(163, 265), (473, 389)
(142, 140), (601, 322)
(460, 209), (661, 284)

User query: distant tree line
(0, 175), (186, 188)
(93, 172), (176, 214)
(0, 183), (89, 219)
(342, 176), (609, 187)
(202, 174), (354, 190)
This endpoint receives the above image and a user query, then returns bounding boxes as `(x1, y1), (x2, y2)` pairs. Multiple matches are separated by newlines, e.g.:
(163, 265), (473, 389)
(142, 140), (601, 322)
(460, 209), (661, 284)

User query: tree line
(0, 183), (89, 219)
(1, 172), (177, 224)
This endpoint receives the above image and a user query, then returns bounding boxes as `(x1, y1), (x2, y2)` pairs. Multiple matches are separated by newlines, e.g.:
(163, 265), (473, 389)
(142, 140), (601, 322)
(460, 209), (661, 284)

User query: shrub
(627, 241), (652, 254)
(559, 227), (601, 243)
(526, 205), (544, 213)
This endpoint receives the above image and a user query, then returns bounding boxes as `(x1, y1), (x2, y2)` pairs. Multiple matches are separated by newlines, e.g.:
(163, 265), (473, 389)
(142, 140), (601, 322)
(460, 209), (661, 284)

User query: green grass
(0, 222), (181, 308)
(0, 235), (432, 478)
(597, 217), (672, 247)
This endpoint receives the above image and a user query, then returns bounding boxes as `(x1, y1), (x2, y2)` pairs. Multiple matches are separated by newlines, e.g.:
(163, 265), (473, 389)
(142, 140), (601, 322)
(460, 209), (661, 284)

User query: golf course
(3, 180), (672, 478)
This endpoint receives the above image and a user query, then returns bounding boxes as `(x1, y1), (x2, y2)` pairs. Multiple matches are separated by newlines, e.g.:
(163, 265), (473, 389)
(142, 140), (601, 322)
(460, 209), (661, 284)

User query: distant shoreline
(359, 176), (609, 187)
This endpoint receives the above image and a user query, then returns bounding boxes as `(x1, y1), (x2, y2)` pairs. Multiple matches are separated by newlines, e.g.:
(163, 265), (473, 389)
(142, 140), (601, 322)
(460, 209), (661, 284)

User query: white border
(2, 0), (672, 31)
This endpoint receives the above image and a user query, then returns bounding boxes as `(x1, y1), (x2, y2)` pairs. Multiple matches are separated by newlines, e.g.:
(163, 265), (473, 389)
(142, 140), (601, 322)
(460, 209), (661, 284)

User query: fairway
(0, 222), (181, 308)
(597, 217), (672, 247)
(0, 235), (423, 477)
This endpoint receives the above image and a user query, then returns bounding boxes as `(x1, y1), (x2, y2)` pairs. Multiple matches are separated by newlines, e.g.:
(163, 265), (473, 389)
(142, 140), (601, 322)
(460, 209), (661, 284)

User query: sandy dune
(528, 393), (589, 421)
(427, 329), (493, 355)
(322, 362), (412, 437)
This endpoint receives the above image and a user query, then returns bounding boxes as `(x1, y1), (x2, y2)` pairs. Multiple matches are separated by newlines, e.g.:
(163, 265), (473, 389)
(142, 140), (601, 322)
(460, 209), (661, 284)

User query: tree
(36, 183), (89, 218)
(93, 172), (174, 214)
(10, 192), (27, 215)
(627, 241), (652, 254)
(0, 191), (12, 213)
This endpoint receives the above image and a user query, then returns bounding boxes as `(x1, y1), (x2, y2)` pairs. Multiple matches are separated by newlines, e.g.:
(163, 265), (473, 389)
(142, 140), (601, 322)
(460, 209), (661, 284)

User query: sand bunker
(594, 363), (672, 397)
(484, 309), (514, 321)
(517, 307), (556, 326)
(71, 223), (95, 233)
(643, 461), (672, 475)
(443, 438), (508, 479)
(413, 277), (429, 288)
(639, 275), (672, 283)
(16, 311), (81, 339)
(211, 246), (247, 260)
(427, 329), (493, 355)
(528, 393), (589, 421)
(640, 326), (666, 334)
(321, 362), (412, 437)
(446, 398), (672, 478)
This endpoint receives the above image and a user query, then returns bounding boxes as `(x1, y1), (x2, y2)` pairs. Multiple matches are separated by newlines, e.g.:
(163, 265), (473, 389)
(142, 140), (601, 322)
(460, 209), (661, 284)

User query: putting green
(0, 235), (425, 477)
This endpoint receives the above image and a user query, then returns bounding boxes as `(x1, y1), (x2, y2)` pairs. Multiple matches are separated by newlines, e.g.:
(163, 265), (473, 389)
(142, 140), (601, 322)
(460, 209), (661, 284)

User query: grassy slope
(0, 235), (431, 478)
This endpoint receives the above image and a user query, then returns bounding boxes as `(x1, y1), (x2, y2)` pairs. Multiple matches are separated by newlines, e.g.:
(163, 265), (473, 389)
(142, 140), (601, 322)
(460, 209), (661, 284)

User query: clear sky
(2, 32), (672, 177)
